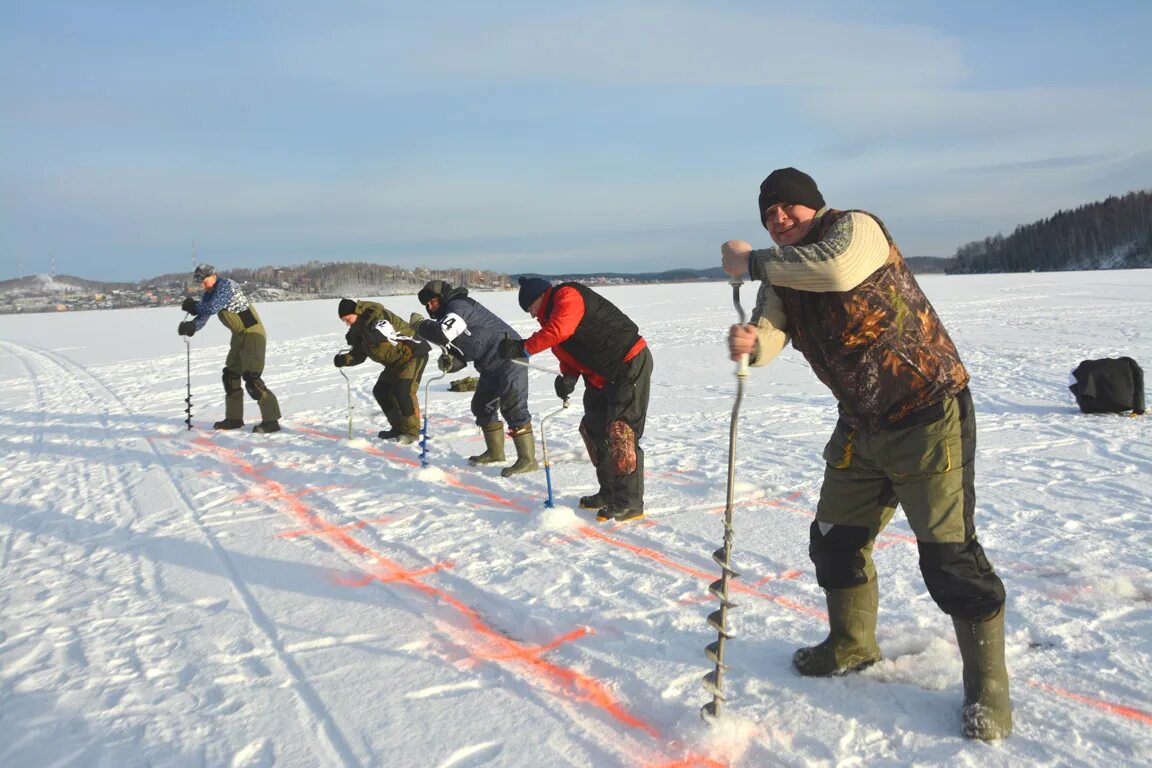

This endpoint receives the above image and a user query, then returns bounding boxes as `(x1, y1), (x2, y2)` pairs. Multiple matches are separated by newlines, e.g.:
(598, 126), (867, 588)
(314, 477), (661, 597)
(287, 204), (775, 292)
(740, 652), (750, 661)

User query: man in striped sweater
(722, 168), (1012, 740)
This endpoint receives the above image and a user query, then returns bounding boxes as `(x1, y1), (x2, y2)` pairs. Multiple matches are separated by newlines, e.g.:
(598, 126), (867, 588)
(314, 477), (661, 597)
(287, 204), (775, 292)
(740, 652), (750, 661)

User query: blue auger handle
(539, 398), (569, 508)
(419, 415), (430, 467)
(544, 464), (555, 508)
(419, 367), (447, 467)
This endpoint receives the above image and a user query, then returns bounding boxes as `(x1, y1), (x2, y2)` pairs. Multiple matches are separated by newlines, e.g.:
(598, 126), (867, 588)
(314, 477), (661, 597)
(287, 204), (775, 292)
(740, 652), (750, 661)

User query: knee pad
(222, 368), (242, 395)
(808, 521), (872, 589)
(579, 421), (600, 466)
(918, 540), (1005, 618)
(607, 420), (637, 474)
(241, 372), (267, 401)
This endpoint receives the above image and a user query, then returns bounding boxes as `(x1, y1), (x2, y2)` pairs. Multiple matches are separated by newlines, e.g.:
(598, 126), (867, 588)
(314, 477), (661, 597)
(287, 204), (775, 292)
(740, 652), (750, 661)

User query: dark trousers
(580, 347), (652, 509)
(372, 355), (427, 436)
(471, 361), (531, 429)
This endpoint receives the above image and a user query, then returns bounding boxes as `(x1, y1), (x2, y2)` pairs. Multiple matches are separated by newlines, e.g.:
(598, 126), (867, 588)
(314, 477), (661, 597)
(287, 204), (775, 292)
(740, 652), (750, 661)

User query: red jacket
(523, 284), (646, 388)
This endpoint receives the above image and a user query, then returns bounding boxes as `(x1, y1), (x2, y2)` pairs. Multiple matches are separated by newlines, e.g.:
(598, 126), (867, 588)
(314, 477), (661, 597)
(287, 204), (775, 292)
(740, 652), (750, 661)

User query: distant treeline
(948, 190), (1152, 274)
(147, 262), (511, 297)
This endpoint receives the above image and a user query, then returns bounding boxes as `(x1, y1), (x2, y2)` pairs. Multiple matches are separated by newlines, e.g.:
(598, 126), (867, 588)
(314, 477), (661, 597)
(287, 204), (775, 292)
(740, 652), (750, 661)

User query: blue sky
(3, 1), (1151, 282)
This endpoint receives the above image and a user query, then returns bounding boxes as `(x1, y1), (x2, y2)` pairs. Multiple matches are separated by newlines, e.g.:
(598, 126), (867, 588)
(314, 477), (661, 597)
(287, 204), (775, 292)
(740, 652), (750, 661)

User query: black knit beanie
(517, 276), (552, 311)
(758, 168), (825, 226)
(337, 298), (357, 317)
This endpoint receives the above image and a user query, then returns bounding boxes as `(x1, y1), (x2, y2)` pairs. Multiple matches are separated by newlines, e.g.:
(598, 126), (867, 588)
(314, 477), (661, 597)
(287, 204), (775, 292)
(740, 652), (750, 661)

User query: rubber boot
(469, 422), (505, 465)
(953, 608), (1013, 740)
(792, 579), (882, 676)
(501, 425), (539, 477)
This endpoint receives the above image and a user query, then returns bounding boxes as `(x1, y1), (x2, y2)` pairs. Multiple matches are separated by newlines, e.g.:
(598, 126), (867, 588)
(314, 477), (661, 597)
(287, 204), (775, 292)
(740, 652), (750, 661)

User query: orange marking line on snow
(186, 437), (668, 746)
(426, 586), (661, 738)
(294, 426), (340, 441)
(578, 526), (825, 620)
(294, 425), (422, 466)
(442, 475), (531, 512)
(236, 484), (345, 505)
(753, 570), (803, 587)
(335, 560), (455, 586)
(641, 756), (730, 768)
(1031, 681), (1152, 726)
(278, 517), (398, 539)
(726, 489), (807, 514)
(295, 424), (529, 510)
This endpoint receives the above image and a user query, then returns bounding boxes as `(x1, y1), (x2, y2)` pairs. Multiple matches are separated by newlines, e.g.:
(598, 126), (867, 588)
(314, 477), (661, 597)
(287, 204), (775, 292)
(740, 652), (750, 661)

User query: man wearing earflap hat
(414, 280), (538, 476)
(333, 298), (428, 443)
(720, 168), (1011, 740)
(499, 276), (653, 522)
(178, 263), (283, 433)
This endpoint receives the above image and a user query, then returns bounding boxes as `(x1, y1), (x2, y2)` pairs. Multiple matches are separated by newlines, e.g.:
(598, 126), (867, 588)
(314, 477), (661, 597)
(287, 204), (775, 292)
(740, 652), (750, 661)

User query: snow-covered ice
(1, 271), (1150, 767)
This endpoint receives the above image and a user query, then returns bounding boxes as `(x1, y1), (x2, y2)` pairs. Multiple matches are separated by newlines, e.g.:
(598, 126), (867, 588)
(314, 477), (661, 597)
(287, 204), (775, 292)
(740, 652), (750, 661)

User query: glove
(177, 321), (196, 337)
(437, 353), (456, 373)
(345, 328), (361, 346)
(333, 353), (348, 368)
(180, 297), (198, 314)
(554, 374), (578, 401)
(497, 338), (527, 360)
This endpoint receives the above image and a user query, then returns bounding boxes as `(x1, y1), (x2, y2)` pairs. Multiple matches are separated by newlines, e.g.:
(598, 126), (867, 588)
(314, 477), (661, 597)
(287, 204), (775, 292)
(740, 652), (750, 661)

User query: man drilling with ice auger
(178, 263), (282, 433)
(721, 168), (1011, 740)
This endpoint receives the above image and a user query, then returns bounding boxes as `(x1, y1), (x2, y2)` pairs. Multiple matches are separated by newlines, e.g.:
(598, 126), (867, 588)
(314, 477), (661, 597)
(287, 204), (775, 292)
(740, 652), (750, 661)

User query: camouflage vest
(774, 209), (969, 430)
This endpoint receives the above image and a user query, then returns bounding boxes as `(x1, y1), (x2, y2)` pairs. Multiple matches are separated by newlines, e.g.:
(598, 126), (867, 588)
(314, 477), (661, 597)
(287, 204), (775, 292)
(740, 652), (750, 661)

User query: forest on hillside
(948, 190), (1152, 273)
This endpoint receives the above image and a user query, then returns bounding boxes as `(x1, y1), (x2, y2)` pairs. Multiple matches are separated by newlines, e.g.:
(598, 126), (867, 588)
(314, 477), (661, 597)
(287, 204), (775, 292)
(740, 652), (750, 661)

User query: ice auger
(419, 366), (447, 467)
(184, 337), (193, 430)
(702, 278), (750, 722)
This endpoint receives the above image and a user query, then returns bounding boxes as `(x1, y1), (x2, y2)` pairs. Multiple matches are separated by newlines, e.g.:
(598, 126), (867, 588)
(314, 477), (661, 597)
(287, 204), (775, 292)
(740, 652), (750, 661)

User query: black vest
(543, 282), (641, 381)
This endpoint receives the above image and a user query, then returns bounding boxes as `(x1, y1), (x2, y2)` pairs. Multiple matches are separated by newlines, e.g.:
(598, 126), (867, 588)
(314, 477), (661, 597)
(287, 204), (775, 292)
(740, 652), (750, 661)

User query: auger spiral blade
(702, 669), (726, 698)
(704, 640), (728, 666)
(708, 578), (738, 607)
(711, 547), (740, 577)
(706, 608), (734, 638)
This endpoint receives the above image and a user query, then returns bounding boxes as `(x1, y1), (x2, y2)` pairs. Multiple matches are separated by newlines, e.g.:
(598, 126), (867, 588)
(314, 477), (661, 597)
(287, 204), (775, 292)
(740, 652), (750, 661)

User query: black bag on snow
(1068, 357), (1145, 414)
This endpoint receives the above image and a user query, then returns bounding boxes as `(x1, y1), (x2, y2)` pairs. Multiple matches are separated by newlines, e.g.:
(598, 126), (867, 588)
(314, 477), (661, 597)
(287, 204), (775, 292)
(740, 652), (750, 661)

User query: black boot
(579, 492), (611, 510)
(213, 418), (245, 430)
(252, 421), (281, 433)
(596, 503), (644, 522)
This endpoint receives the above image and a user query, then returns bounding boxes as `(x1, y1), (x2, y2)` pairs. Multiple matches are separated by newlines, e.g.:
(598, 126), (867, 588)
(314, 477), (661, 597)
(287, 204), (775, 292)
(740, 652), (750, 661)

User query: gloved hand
(554, 374), (578, 401)
(345, 328), (361, 346)
(497, 338), (527, 360)
(437, 353), (456, 373)
(333, 353), (348, 368)
(177, 321), (196, 337)
(180, 297), (198, 314)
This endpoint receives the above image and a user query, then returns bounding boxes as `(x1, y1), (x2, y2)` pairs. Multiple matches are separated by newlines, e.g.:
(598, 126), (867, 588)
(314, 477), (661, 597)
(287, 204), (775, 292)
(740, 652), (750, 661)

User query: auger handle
(731, 278), (749, 379)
